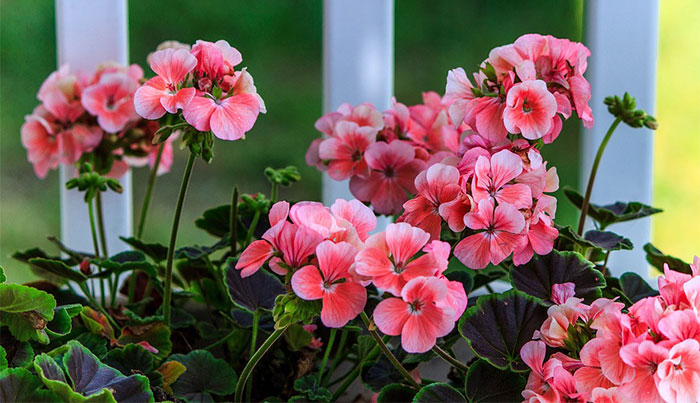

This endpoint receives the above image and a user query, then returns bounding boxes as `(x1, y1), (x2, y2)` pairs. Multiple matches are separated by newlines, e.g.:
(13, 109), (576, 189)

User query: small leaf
(119, 237), (168, 263)
(0, 283), (56, 343)
(0, 367), (59, 402)
(293, 374), (332, 402)
(644, 243), (691, 274)
(225, 259), (285, 312)
(414, 382), (466, 402)
(620, 272), (659, 303)
(563, 187), (662, 229)
(195, 205), (232, 237)
(118, 322), (172, 360)
(27, 257), (87, 283)
(167, 349), (237, 402)
(46, 304), (81, 337)
(583, 230), (633, 251)
(377, 383), (416, 403)
(511, 250), (606, 304)
(104, 344), (162, 387)
(176, 235), (230, 260)
(464, 359), (525, 402)
(459, 290), (547, 371)
(284, 323), (313, 352)
(157, 360), (186, 395)
(80, 306), (116, 342)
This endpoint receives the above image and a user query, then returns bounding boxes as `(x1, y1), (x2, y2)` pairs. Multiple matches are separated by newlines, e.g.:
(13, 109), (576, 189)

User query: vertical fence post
(55, 0), (132, 255)
(322, 0), (394, 226)
(583, 0), (659, 279)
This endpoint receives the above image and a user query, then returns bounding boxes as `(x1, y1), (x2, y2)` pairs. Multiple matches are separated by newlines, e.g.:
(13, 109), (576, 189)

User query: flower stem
(271, 182), (279, 203)
(245, 310), (260, 402)
(432, 345), (469, 372)
(95, 193), (116, 306)
(244, 209), (261, 246)
(360, 312), (420, 389)
(163, 152), (196, 327)
(230, 186), (239, 255)
(577, 117), (622, 235)
(234, 325), (289, 402)
(136, 143), (164, 240)
(317, 328), (337, 384)
(87, 199), (106, 307)
(203, 327), (238, 351)
(323, 329), (348, 386)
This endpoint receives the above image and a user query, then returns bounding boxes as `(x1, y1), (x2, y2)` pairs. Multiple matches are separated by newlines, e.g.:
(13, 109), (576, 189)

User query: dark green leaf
(584, 230), (633, 251)
(176, 235), (230, 260)
(168, 349), (237, 402)
(104, 344), (163, 387)
(118, 322), (172, 360)
(464, 359), (525, 402)
(285, 324), (313, 352)
(293, 374), (332, 402)
(511, 251), (605, 304)
(377, 383), (416, 403)
(445, 270), (474, 295)
(459, 290), (547, 371)
(644, 243), (691, 274)
(119, 237), (168, 263)
(620, 272), (659, 303)
(0, 367), (59, 402)
(361, 349), (418, 393)
(47, 235), (91, 263)
(195, 204), (232, 237)
(225, 259), (284, 312)
(0, 283), (56, 343)
(414, 382), (466, 402)
(563, 186), (662, 229)
(27, 258), (87, 283)
(46, 304), (81, 337)
(75, 332), (108, 359)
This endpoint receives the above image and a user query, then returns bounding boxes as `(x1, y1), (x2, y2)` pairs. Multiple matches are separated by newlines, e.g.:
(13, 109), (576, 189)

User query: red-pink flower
(453, 199), (525, 269)
(291, 241), (367, 328)
(503, 80), (557, 140)
(540, 296), (585, 348)
(657, 339), (700, 402)
(190, 40), (242, 81)
(521, 340), (561, 403)
(21, 111), (75, 178)
(406, 92), (457, 153)
(400, 163), (462, 240)
(472, 150), (532, 209)
(349, 140), (426, 215)
(330, 199), (377, 242)
(38, 65), (86, 123)
(81, 72), (139, 133)
(183, 70), (264, 141)
(619, 340), (668, 403)
(315, 103), (384, 137)
(354, 223), (438, 296)
(134, 48), (197, 119)
(373, 276), (455, 353)
(318, 121), (377, 180)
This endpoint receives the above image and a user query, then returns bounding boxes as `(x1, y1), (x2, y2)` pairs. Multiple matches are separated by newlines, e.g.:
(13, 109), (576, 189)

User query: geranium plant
(2, 33), (694, 403)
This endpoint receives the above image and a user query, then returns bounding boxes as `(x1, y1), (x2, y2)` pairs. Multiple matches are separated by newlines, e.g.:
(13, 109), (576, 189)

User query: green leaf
(80, 306), (115, 342)
(414, 382), (466, 402)
(34, 340), (154, 402)
(445, 270), (474, 295)
(157, 360), (186, 395)
(583, 230), (633, 251)
(46, 304), (81, 337)
(176, 235), (230, 260)
(27, 257), (87, 283)
(103, 344), (163, 387)
(1, 340), (34, 367)
(0, 283), (56, 343)
(75, 332), (108, 359)
(95, 251), (157, 277)
(293, 374), (332, 402)
(464, 359), (525, 402)
(0, 367), (59, 402)
(225, 258), (285, 312)
(0, 265), (6, 283)
(168, 349), (237, 402)
(563, 186), (662, 229)
(511, 250), (606, 304)
(459, 290), (547, 371)
(361, 349), (418, 393)
(620, 272), (659, 303)
(195, 204), (232, 237)
(119, 237), (168, 263)
(118, 322), (172, 360)
(377, 383), (416, 403)
(284, 323), (313, 351)
(644, 243), (691, 274)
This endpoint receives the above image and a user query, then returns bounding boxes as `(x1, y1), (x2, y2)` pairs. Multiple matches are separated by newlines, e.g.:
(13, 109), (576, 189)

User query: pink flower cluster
(134, 40), (265, 141)
(522, 258), (700, 403)
(235, 199), (467, 354)
(446, 33), (593, 145)
(21, 63), (172, 178)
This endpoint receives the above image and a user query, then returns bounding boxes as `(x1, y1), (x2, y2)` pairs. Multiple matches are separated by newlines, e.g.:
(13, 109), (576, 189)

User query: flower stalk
(234, 324), (289, 402)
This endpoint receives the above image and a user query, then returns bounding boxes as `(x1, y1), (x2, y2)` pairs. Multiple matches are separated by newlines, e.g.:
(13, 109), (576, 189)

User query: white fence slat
(56, 0), (132, 255)
(583, 0), (659, 279)
(322, 0), (394, 219)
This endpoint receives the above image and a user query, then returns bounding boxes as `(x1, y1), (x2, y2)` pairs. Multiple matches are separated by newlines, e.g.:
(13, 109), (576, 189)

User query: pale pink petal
(160, 87), (195, 114)
(321, 281), (367, 327)
(182, 95), (216, 131)
(210, 93), (261, 141)
(269, 201), (290, 227)
(291, 265), (324, 300)
(134, 77), (168, 119)
(374, 298), (410, 335)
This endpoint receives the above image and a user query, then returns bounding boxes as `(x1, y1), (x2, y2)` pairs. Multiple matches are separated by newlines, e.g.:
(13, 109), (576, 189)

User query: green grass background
(3, 1), (693, 284)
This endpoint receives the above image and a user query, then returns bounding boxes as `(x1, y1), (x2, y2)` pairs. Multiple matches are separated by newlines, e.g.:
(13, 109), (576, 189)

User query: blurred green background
(1, 1), (696, 283)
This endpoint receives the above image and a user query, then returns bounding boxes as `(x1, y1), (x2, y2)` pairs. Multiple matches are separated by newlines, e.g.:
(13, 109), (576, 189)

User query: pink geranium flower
(400, 163), (462, 240)
(315, 103), (384, 137)
(354, 223), (438, 296)
(472, 150), (532, 209)
(349, 140), (426, 215)
(453, 199), (525, 269)
(318, 121), (377, 180)
(619, 340), (668, 403)
(81, 72), (139, 133)
(373, 276), (455, 353)
(329, 199), (377, 242)
(21, 111), (76, 178)
(134, 48), (197, 119)
(291, 241), (367, 328)
(503, 80), (557, 140)
(38, 65), (87, 123)
(657, 339), (700, 403)
(406, 92), (457, 153)
(190, 39), (242, 81)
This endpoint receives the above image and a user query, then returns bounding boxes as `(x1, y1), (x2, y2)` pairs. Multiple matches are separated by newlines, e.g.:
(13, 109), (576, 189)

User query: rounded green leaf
(413, 382), (466, 402)
(0, 367), (59, 402)
(168, 349), (237, 402)
(377, 383), (416, 403)
(464, 359), (525, 402)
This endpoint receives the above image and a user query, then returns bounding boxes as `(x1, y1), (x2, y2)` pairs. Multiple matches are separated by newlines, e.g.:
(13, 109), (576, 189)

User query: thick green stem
(360, 312), (420, 389)
(246, 310), (260, 402)
(271, 182), (279, 203)
(136, 143), (165, 240)
(317, 328), (337, 384)
(234, 325), (289, 402)
(323, 329), (348, 386)
(432, 345), (469, 372)
(577, 117), (622, 235)
(230, 186), (239, 255)
(87, 199), (106, 307)
(163, 153), (196, 326)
